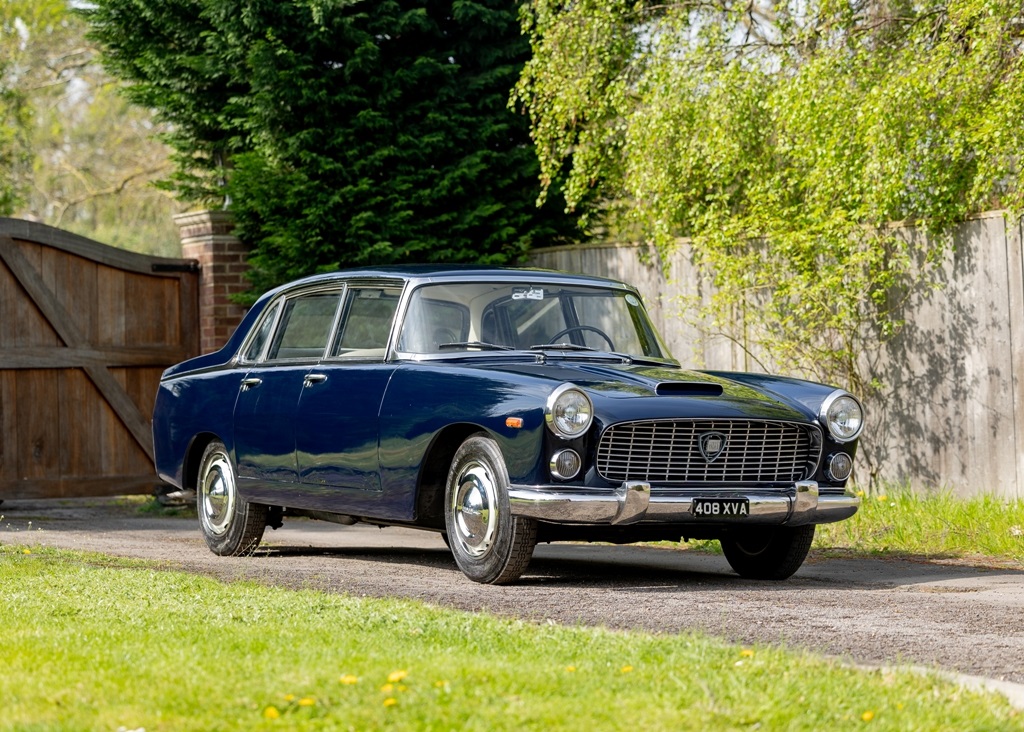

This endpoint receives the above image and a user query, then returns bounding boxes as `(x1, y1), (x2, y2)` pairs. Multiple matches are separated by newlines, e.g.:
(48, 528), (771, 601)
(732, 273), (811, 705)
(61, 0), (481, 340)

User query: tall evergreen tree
(85, 0), (580, 294)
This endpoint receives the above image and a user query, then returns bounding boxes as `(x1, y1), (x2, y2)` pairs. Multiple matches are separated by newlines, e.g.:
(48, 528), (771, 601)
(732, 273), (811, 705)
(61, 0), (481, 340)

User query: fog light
(827, 452), (854, 481)
(550, 449), (582, 481)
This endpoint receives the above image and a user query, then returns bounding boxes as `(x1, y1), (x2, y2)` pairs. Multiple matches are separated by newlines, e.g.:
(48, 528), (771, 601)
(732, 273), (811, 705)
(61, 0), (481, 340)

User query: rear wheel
(197, 440), (267, 556)
(444, 434), (536, 584)
(720, 525), (815, 580)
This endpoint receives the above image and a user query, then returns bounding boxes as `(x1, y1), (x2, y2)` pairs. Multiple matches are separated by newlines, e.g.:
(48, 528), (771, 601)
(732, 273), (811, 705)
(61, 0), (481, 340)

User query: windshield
(396, 282), (672, 360)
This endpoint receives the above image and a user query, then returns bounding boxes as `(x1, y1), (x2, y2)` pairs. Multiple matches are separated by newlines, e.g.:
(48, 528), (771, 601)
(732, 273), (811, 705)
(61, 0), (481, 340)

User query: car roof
(277, 265), (635, 291)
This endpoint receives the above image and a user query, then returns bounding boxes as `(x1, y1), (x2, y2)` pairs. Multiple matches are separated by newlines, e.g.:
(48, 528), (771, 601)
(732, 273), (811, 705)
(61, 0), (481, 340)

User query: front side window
(330, 286), (402, 358)
(266, 291), (341, 361)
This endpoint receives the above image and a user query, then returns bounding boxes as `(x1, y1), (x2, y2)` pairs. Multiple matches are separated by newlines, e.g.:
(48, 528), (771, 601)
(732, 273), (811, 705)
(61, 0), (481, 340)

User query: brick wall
(174, 210), (249, 353)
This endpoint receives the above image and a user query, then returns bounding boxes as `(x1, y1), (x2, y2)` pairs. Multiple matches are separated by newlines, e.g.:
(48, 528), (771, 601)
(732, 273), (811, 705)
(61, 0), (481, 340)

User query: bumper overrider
(508, 481), (859, 526)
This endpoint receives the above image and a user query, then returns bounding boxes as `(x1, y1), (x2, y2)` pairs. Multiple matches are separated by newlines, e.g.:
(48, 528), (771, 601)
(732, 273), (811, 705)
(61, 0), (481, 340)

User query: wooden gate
(0, 218), (199, 499)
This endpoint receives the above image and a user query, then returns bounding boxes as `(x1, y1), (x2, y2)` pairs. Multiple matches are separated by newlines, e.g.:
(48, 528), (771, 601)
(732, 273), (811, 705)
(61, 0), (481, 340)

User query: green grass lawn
(650, 485), (1024, 567)
(815, 486), (1024, 563)
(2, 545), (1021, 731)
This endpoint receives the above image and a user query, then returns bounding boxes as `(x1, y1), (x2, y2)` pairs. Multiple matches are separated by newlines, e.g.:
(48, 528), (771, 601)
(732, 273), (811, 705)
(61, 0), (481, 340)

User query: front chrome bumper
(508, 480), (859, 526)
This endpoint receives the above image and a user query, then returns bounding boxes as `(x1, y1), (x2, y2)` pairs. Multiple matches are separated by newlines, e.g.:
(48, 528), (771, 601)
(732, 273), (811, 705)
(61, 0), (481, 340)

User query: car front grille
(595, 419), (820, 485)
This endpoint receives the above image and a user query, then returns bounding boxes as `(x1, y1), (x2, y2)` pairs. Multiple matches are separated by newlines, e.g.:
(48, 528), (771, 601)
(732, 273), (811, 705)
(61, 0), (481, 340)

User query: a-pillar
(174, 210), (249, 353)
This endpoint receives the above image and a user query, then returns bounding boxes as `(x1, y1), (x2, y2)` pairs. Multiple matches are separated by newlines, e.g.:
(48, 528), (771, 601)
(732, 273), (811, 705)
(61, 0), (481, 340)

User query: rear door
(233, 288), (342, 489)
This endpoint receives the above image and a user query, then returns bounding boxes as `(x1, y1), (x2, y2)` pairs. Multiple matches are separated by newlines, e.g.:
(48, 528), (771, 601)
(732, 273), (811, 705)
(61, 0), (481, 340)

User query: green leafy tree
(1, 0), (182, 255)
(0, 70), (28, 216)
(86, 0), (581, 295)
(514, 0), (1024, 394)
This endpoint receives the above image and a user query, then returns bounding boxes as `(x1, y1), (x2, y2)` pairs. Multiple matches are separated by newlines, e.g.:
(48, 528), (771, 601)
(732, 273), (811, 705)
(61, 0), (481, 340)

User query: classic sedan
(153, 266), (864, 584)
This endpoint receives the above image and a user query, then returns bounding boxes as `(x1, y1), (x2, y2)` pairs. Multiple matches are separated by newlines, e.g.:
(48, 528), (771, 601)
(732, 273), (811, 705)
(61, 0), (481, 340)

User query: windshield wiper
(530, 343), (597, 352)
(438, 341), (513, 351)
(531, 343), (636, 363)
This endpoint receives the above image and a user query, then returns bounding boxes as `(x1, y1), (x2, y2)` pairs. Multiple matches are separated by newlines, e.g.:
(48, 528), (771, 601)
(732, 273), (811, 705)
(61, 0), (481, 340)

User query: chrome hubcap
(452, 461), (498, 557)
(200, 451), (235, 537)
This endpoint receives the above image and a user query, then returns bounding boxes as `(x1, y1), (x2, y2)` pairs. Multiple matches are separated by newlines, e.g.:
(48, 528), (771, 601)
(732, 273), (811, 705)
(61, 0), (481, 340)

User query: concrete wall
(529, 212), (1024, 498)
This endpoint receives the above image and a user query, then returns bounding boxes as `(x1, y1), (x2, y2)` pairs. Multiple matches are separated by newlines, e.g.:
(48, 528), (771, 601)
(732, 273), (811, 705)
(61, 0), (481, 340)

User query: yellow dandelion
(340, 674), (359, 685)
(876, 495), (888, 502)
(434, 680), (449, 688)
(397, 684), (408, 692)
(283, 694), (295, 702)
(740, 649), (755, 658)
(387, 670), (408, 683)
(380, 683), (394, 693)
(383, 697), (398, 707)
(22, 548), (30, 554)
(862, 710), (875, 722)
(263, 706), (280, 719)
(298, 697), (315, 707)
(565, 665), (577, 673)
(620, 665), (634, 673)
(856, 490), (865, 498)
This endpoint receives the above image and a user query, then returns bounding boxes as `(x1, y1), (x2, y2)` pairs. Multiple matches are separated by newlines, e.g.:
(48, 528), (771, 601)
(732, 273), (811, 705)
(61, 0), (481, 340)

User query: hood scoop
(655, 382), (724, 397)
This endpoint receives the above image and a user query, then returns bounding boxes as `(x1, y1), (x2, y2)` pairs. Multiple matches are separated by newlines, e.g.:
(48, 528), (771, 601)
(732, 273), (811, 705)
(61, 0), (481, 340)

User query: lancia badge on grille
(699, 431), (728, 462)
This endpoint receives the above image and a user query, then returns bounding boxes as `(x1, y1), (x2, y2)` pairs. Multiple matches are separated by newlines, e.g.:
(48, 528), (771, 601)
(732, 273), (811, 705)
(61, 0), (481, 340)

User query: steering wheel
(547, 325), (616, 351)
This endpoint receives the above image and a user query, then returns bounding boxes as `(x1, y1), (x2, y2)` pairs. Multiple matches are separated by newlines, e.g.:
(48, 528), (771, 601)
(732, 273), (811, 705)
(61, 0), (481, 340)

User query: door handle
(240, 377), (262, 391)
(304, 373), (328, 386)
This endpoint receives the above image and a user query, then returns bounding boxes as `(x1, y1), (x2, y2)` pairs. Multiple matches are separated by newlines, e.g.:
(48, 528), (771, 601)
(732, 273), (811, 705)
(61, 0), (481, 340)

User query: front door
(294, 285), (403, 507)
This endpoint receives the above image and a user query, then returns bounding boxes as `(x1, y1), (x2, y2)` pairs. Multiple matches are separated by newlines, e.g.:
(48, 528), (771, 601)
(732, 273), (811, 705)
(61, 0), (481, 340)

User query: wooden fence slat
(0, 346), (191, 370)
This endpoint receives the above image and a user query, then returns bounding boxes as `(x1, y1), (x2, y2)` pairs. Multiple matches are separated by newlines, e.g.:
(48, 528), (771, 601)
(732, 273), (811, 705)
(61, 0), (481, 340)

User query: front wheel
(720, 525), (815, 580)
(197, 440), (267, 556)
(444, 435), (537, 584)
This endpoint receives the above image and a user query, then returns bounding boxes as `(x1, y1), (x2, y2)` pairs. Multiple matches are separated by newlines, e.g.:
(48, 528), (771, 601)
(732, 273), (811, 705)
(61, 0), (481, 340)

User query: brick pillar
(174, 210), (249, 353)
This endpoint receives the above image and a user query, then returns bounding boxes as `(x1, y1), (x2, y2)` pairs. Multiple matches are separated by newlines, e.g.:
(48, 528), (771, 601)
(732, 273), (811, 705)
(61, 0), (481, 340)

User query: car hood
(470, 360), (818, 423)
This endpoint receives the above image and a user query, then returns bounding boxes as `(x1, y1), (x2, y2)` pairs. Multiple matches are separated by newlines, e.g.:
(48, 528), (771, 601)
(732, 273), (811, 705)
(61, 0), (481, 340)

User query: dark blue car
(153, 267), (864, 583)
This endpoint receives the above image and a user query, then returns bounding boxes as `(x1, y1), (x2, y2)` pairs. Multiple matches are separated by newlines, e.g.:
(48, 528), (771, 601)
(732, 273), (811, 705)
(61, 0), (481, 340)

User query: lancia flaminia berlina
(152, 267), (864, 584)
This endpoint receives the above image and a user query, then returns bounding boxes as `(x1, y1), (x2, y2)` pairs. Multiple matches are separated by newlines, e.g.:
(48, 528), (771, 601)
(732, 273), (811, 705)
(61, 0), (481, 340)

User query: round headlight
(827, 452), (854, 481)
(550, 449), (582, 480)
(545, 384), (593, 439)
(821, 392), (864, 443)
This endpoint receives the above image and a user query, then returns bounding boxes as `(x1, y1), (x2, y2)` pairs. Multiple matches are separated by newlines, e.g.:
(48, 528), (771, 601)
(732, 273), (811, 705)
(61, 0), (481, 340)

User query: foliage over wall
(514, 0), (1024, 393)
(86, 0), (581, 297)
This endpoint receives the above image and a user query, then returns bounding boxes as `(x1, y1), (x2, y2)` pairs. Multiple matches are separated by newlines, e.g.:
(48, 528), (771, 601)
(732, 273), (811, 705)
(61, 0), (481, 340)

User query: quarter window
(241, 301), (280, 362)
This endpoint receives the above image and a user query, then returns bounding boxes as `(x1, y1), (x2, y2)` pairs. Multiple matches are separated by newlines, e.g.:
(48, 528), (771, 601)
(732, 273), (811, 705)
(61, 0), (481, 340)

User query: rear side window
(266, 291), (341, 361)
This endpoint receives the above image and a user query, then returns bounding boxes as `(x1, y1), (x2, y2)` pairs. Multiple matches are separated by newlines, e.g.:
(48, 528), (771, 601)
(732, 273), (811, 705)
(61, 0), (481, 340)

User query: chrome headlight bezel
(819, 390), (864, 444)
(545, 383), (594, 440)
(550, 448), (583, 481)
(826, 452), (854, 481)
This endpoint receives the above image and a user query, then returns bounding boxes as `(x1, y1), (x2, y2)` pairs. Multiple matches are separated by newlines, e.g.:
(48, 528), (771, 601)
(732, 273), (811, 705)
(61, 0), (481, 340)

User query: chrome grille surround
(596, 419), (821, 485)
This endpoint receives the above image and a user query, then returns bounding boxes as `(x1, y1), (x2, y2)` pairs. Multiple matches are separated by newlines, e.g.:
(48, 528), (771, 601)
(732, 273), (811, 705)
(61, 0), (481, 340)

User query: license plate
(691, 498), (750, 517)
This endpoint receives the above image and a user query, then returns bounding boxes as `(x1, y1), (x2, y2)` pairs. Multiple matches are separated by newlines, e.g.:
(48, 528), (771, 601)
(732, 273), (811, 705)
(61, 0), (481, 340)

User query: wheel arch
(415, 423), (492, 529)
(182, 432), (223, 492)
